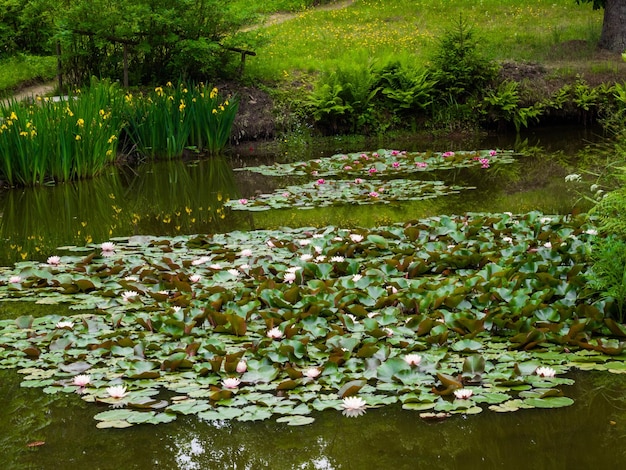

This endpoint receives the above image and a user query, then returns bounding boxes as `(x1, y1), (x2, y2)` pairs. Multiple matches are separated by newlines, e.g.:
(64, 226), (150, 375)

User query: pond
(1, 125), (621, 469)
(2, 368), (626, 469)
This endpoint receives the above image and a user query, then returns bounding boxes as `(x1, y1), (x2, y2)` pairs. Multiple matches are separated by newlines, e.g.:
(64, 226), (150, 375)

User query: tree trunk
(599, 0), (626, 52)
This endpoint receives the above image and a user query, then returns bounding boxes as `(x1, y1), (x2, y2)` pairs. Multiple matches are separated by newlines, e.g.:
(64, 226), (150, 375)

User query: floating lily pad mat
(0, 212), (618, 428)
(237, 149), (513, 177)
(224, 179), (473, 211)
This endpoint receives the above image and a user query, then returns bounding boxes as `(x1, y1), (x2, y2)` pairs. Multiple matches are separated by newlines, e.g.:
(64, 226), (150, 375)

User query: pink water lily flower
(392, 162), (400, 168)
(368, 168), (377, 174)
(101, 242), (116, 252)
(369, 191), (379, 198)
(238, 198), (248, 205)
(222, 377), (241, 389)
(236, 360), (247, 373)
(47, 256), (61, 266)
(267, 327), (283, 339)
(9, 275), (22, 283)
(404, 354), (422, 366)
(303, 367), (321, 379)
(442, 151), (455, 158)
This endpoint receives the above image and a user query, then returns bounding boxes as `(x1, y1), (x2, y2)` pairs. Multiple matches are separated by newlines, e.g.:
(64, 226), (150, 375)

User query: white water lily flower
(236, 360), (247, 373)
(222, 377), (241, 389)
(8, 275), (22, 283)
(227, 269), (240, 277)
(298, 239), (311, 246)
(121, 290), (139, 302)
(284, 272), (296, 284)
(315, 255), (327, 262)
(191, 256), (211, 266)
(73, 375), (91, 387)
(535, 366), (556, 378)
(107, 385), (127, 399)
(189, 274), (201, 283)
(349, 234), (364, 243)
(330, 256), (345, 263)
(404, 354), (422, 366)
(342, 396), (367, 417)
(56, 321), (74, 329)
(454, 388), (474, 400)
(352, 274), (363, 282)
(300, 254), (313, 261)
(209, 263), (222, 270)
(239, 248), (253, 257)
(267, 327), (283, 339)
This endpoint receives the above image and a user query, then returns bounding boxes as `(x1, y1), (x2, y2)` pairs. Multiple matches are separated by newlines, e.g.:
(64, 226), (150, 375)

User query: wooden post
(123, 43), (129, 88)
(56, 41), (63, 94)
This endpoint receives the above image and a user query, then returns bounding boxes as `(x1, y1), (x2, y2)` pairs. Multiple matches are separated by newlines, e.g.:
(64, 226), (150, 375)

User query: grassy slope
(243, 0), (606, 80)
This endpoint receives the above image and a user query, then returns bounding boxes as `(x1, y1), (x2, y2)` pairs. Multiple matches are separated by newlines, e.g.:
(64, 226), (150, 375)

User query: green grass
(0, 54), (56, 96)
(245, 0), (604, 80)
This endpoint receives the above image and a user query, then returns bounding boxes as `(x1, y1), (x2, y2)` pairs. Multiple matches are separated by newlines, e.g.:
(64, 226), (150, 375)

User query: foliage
(427, 15), (499, 103)
(0, 78), (123, 185)
(0, 54), (57, 96)
(0, 0), (54, 55)
(304, 63), (380, 134)
(124, 82), (239, 159)
(0, 80), (239, 185)
(53, 0), (252, 86)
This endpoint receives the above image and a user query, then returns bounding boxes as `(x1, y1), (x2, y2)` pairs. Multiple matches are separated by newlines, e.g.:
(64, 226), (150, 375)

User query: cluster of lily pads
(238, 149), (513, 177)
(226, 179), (470, 211)
(0, 211), (621, 428)
(227, 149), (511, 210)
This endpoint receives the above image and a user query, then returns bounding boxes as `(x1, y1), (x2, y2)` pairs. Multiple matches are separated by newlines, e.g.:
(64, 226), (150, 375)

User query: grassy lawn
(0, 54), (57, 97)
(244, 0), (604, 80)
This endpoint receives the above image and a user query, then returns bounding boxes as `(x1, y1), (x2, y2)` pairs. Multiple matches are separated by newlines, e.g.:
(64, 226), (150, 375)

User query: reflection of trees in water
(0, 157), (245, 265)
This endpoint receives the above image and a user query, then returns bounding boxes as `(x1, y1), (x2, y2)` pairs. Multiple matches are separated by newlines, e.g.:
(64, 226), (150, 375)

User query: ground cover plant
(0, 210), (621, 428)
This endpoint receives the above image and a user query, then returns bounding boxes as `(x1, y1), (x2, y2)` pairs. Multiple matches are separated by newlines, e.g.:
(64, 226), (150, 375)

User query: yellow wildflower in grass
(65, 107), (74, 117)
(19, 131), (28, 137)
(155, 86), (164, 97)
(77, 118), (85, 127)
(125, 93), (133, 103)
(10, 111), (17, 120)
(166, 81), (173, 87)
(107, 135), (117, 144)
(210, 87), (218, 99)
(212, 109), (218, 114)
(75, 135), (81, 141)
(182, 88), (188, 93)
(106, 150), (113, 157)
(219, 105), (225, 111)
(179, 101), (186, 112)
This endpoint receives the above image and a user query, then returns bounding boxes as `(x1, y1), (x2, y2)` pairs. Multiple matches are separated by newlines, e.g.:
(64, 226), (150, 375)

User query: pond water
(0, 125), (620, 469)
(2, 368), (626, 469)
(0, 125), (600, 266)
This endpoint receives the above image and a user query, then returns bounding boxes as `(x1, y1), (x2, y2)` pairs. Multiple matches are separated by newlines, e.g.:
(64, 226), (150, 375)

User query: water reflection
(3, 370), (625, 469)
(0, 157), (248, 265)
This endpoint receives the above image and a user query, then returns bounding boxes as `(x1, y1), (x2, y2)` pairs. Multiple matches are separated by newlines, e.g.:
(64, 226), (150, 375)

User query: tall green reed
(0, 80), (238, 186)
(0, 78), (123, 186)
(124, 82), (238, 159)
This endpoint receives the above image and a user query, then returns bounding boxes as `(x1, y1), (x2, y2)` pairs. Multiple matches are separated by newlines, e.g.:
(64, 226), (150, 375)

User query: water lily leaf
(96, 419), (134, 429)
(275, 415), (315, 426)
(402, 402), (436, 411)
(15, 315), (34, 329)
(462, 354), (485, 376)
(523, 396), (574, 408)
(452, 339), (483, 352)
(338, 379), (366, 397)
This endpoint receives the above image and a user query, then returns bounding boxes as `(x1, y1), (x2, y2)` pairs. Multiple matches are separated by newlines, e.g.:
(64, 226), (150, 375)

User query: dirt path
(244, 0), (355, 30)
(4, 81), (56, 105)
